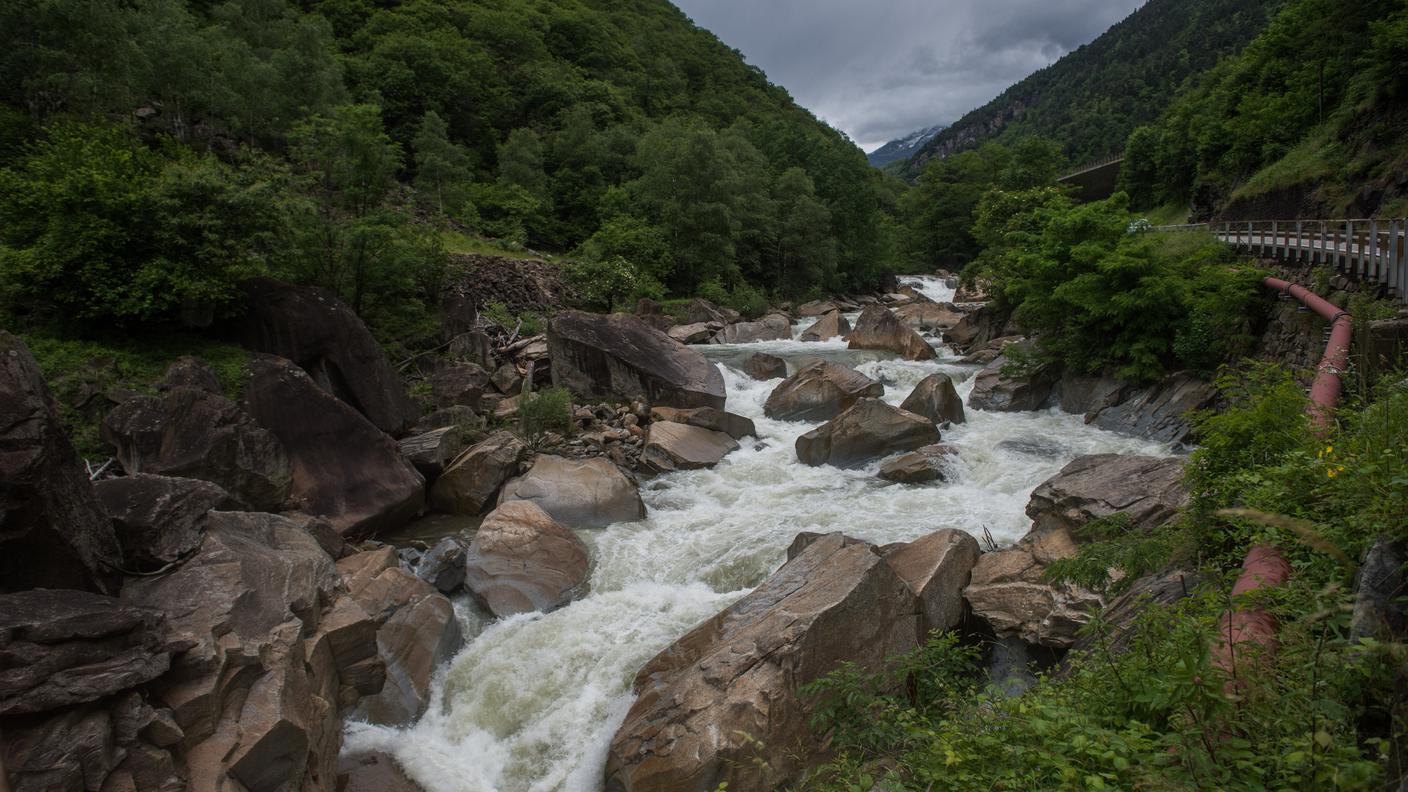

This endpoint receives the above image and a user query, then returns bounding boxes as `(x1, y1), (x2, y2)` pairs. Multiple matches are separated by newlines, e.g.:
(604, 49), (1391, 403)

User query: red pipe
(1261, 276), (1353, 429)
(1211, 544), (1292, 694)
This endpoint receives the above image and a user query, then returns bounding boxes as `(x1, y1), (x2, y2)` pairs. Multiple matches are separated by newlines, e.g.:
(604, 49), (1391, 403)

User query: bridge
(1155, 219), (1408, 305)
(1056, 155), (1123, 201)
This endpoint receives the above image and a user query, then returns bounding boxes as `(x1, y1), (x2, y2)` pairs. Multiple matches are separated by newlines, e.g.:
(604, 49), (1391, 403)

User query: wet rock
(464, 501), (590, 617)
(236, 277), (418, 435)
(894, 301), (965, 331)
(1026, 454), (1187, 537)
(1083, 371), (1215, 444)
(883, 529), (981, 636)
(763, 359), (883, 422)
(785, 530), (869, 560)
(339, 752), (426, 792)
(93, 474), (227, 571)
(718, 313), (791, 343)
(430, 362), (492, 410)
(428, 431), (529, 515)
(877, 443), (959, 483)
(742, 352), (787, 380)
(605, 534), (918, 791)
(1, 332), (122, 593)
(995, 437), (1069, 458)
(640, 421), (740, 474)
(900, 372), (966, 426)
(499, 454), (646, 527)
(967, 355), (1054, 412)
(847, 305), (937, 361)
(963, 529), (1101, 648)
(798, 310), (851, 342)
(548, 310), (726, 409)
(666, 322), (719, 345)
(648, 406), (756, 440)
(156, 356), (222, 393)
(796, 299), (840, 316)
(0, 590), (172, 716)
(796, 398), (939, 468)
(416, 535), (469, 594)
(245, 356), (425, 538)
(945, 303), (1009, 351)
(398, 426), (468, 479)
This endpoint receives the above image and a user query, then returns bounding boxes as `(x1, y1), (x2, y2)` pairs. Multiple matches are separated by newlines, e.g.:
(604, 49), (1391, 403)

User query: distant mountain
(902, 0), (1276, 176)
(866, 124), (947, 168)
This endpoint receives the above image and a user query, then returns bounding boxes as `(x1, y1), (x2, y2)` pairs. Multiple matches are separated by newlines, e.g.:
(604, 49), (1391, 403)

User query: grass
(1140, 202), (1192, 226)
(440, 228), (554, 261)
(1230, 128), (1340, 203)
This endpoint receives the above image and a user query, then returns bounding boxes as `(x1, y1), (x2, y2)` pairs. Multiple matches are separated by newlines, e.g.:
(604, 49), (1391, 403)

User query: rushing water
(343, 277), (1172, 792)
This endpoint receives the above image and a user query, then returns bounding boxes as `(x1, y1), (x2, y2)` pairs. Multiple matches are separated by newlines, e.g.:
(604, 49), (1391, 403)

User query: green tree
(412, 110), (474, 217)
(498, 127), (548, 199)
(772, 167), (835, 293)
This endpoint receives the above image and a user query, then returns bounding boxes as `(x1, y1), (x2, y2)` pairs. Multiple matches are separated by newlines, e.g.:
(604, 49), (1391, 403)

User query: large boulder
(1083, 372), (1216, 444)
(94, 474), (228, 572)
(796, 299), (840, 317)
(428, 431), (529, 515)
(795, 399), (939, 468)
(0, 590), (173, 716)
(1026, 454), (1187, 537)
(1, 332), (122, 593)
(499, 455), (646, 527)
(667, 322), (719, 345)
(718, 313), (791, 343)
(547, 311), (726, 409)
(967, 355), (1054, 412)
(742, 352), (787, 380)
(894, 301), (965, 331)
(686, 299), (732, 325)
(847, 305), (937, 361)
(962, 529), (1101, 648)
(339, 549), (463, 727)
(649, 406), (756, 440)
(605, 533), (919, 791)
(798, 310), (851, 342)
(640, 421), (740, 474)
(883, 529), (981, 637)
(944, 303), (1010, 351)
(900, 372), (966, 425)
(236, 278), (418, 435)
(244, 356), (425, 538)
(429, 362), (491, 410)
(464, 501), (590, 617)
(877, 443), (959, 483)
(398, 426), (469, 479)
(763, 360), (883, 422)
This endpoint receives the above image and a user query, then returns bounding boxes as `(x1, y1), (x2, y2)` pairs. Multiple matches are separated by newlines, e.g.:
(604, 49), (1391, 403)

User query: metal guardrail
(1057, 154), (1124, 182)
(1151, 219), (1408, 305)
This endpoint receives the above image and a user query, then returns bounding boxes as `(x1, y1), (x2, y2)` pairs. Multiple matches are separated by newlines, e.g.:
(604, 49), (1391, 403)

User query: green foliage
(413, 110), (475, 219)
(517, 385), (572, 443)
(482, 301), (543, 337)
(565, 255), (662, 313)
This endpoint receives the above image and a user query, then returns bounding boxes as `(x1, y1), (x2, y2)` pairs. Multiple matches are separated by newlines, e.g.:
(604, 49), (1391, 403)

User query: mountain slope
(867, 124), (946, 168)
(904, 0), (1277, 175)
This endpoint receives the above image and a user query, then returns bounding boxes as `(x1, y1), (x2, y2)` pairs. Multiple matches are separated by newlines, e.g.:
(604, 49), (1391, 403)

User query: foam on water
(343, 277), (1170, 791)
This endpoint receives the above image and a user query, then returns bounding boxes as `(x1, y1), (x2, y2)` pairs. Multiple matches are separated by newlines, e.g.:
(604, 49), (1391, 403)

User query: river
(343, 276), (1172, 791)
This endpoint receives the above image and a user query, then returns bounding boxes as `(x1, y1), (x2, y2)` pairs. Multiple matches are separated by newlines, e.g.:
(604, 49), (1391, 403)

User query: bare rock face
(962, 529), (1101, 648)
(245, 356), (425, 538)
(967, 355), (1053, 412)
(640, 421), (740, 474)
(649, 406), (756, 440)
(847, 305), (937, 361)
(877, 444), (959, 483)
(236, 278), (419, 435)
(0, 332), (122, 593)
(795, 399), (940, 468)
(945, 303), (1010, 352)
(604, 534), (919, 791)
(499, 454), (646, 527)
(0, 590), (173, 716)
(718, 313), (791, 343)
(742, 352), (787, 380)
(883, 529), (981, 636)
(93, 474), (229, 572)
(1026, 454), (1187, 537)
(763, 360), (883, 422)
(428, 431), (529, 515)
(3, 695), (187, 792)
(548, 310), (726, 409)
(1083, 371), (1216, 444)
(1066, 569), (1201, 660)
(157, 355), (223, 393)
(464, 501), (590, 617)
(798, 310), (851, 342)
(900, 372), (966, 425)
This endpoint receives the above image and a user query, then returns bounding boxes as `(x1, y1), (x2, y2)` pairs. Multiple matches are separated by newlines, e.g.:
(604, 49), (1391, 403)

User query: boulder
(798, 310), (851, 342)
(430, 362), (491, 410)
(967, 355), (1053, 412)
(548, 311), (726, 409)
(1026, 454), (1187, 537)
(156, 356), (222, 393)
(883, 529), (981, 636)
(415, 535), (469, 594)
(464, 501), (590, 617)
(877, 444), (959, 483)
(2, 700), (185, 792)
(742, 352), (787, 380)
(398, 426), (468, 478)
(339, 752), (426, 792)
(685, 298), (730, 325)
(1066, 569), (1201, 660)
(648, 406), (756, 440)
(944, 303), (1008, 351)
(447, 331), (494, 370)
(763, 360), (883, 422)
(0, 590), (172, 716)
(962, 529), (1101, 648)
(796, 299), (839, 316)
(411, 405), (483, 436)
(795, 399), (940, 468)
(245, 356), (425, 538)
(236, 278), (418, 435)
(900, 373), (966, 425)
(340, 549), (464, 727)
(847, 305), (937, 361)
(667, 322), (717, 345)
(956, 335), (1025, 366)
(1084, 372), (1216, 444)
(93, 474), (228, 572)
(1351, 537), (1407, 642)
(491, 362), (525, 396)
(894, 301), (964, 331)
(605, 534), (918, 791)
(1053, 371), (1126, 415)
(499, 454), (646, 527)
(1, 332), (122, 593)
(718, 313), (791, 344)
(640, 421), (740, 474)
(428, 431), (529, 515)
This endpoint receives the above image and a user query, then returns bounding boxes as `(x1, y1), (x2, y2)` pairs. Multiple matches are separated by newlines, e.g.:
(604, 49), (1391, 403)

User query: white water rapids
(344, 277), (1172, 791)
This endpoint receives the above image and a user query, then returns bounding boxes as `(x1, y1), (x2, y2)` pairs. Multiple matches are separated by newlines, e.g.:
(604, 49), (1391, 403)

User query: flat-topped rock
(548, 311), (725, 409)
(718, 313), (791, 343)
(967, 355), (1053, 412)
(883, 529), (981, 636)
(1026, 454), (1187, 536)
(94, 474), (228, 572)
(499, 454), (646, 527)
(640, 421), (740, 474)
(649, 406), (756, 440)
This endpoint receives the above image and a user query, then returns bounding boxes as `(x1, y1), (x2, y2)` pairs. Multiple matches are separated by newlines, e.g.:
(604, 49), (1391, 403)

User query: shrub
(517, 386), (572, 442)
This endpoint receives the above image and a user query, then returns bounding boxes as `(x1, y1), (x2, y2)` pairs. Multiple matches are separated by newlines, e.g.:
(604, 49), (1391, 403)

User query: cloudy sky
(672, 0), (1146, 153)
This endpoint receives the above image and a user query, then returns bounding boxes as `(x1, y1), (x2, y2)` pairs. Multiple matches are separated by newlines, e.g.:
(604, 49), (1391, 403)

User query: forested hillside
(0, 0), (899, 341)
(904, 0), (1276, 174)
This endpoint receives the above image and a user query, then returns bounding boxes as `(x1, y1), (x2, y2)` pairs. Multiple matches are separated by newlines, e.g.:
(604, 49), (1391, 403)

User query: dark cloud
(672, 0), (1145, 152)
